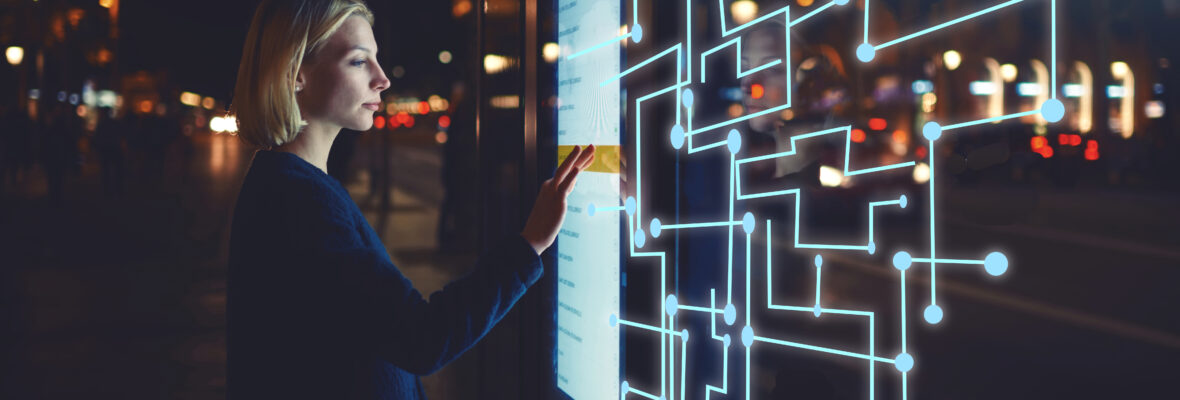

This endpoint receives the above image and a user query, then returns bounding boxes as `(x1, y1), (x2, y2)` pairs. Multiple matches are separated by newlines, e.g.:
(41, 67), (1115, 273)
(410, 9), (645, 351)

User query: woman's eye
(351, 59), (367, 67)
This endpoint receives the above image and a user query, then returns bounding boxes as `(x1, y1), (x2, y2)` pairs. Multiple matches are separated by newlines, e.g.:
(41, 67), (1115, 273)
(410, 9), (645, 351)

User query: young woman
(225, 1), (594, 398)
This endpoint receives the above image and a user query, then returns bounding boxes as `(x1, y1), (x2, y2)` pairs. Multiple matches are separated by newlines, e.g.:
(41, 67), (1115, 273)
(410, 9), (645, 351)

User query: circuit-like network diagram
(574, 0), (1065, 398)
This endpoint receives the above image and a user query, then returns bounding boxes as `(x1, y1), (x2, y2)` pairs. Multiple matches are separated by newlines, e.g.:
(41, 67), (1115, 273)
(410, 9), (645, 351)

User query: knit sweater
(227, 149), (543, 399)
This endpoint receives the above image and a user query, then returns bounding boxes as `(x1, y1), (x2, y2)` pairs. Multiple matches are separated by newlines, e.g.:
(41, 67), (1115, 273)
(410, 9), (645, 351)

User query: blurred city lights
(490, 95), (520, 109)
(892, 130), (909, 145)
(202, 97), (215, 110)
(1084, 140), (1100, 160)
(818, 165), (846, 187)
(1030, 136), (1048, 151)
(6, 46), (23, 65)
(484, 54), (512, 74)
(970, 81), (996, 95)
(1000, 63), (1018, 82)
(543, 42), (560, 63)
(180, 92), (201, 107)
(868, 118), (887, 131)
(97, 90), (116, 107)
(913, 162), (931, 184)
(1016, 83), (1042, 97)
(943, 50), (962, 71)
(911, 80), (933, 94)
(751, 84), (764, 99)
(438, 115), (451, 128)
(1111, 61), (1129, 79)
(1145, 100), (1165, 119)
(453, 0), (472, 18)
(731, 1), (758, 24)
(1063, 84), (1085, 98)
(1106, 86), (1125, 98)
(438, 50), (452, 64)
(850, 128), (866, 143)
(391, 65), (405, 79)
(727, 103), (743, 118)
(921, 92), (937, 113)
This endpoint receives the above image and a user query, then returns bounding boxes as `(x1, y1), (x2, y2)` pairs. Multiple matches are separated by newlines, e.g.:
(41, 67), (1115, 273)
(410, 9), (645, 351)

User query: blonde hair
(231, 0), (374, 148)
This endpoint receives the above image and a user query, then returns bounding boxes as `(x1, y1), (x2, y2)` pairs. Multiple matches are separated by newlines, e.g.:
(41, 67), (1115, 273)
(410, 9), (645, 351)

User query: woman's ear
(295, 66), (309, 93)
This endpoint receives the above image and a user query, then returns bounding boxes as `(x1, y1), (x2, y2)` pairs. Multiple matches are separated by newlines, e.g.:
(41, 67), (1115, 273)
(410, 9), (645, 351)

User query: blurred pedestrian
(94, 109), (126, 197)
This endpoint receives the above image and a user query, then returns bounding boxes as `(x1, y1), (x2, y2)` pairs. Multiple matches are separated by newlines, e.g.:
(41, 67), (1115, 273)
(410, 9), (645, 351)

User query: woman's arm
(293, 145), (594, 375)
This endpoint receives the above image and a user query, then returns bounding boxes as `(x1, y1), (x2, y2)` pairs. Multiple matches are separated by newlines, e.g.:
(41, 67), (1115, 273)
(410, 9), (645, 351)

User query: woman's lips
(363, 103), (380, 111)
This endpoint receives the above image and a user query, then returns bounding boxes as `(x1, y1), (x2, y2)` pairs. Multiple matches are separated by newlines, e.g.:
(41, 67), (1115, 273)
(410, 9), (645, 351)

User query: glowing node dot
(634, 228), (646, 248)
(895, 353), (914, 372)
(924, 304), (943, 324)
(587, 203), (596, 217)
(609, 313), (617, 327)
(893, 251), (913, 271)
(867, 242), (877, 255)
(899, 194), (908, 209)
(682, 88), (695, 108)
(727, 129), (742, 154)
(723, 334), (732, 348)
(681, 329), (689, 343)
(724, 304), (737, 325)
(650, 218), (663, 238)
(857, 43), (876, 62)
(741, 326), (754, 347)
(621, 381), (629, 394)
(813, 304), (822, 317)
(631, 24), (643, 43)
(625, 196), (636, 216)
(814, 254), (823, 268)
(670, 124), (685, 150)
(742, 212), (756, 234)
(665, 294), (678, 316)
(985, 252), (1008, 276)
(1041, 98), (1065, 123)
(923, 121), (942, 141)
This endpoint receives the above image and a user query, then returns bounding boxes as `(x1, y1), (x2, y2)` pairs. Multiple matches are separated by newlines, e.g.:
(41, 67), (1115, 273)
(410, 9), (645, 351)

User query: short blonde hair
(231, 0), (374, 148)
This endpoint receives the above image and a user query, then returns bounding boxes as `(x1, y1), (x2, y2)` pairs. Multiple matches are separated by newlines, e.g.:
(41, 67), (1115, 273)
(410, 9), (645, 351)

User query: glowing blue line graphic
(754, 335), (895, 364)
(566, 33), (631, 61)
(872, 0), (1025, 50)
(942, 109), (1040, 131)
(577, 0), (1060, 398)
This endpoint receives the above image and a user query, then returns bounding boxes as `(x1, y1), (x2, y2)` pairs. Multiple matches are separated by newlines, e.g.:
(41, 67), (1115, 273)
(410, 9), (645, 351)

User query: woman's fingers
(576, 144), (596, 169)
(559, 146), (595, 193)
(554, 145), (583, 184)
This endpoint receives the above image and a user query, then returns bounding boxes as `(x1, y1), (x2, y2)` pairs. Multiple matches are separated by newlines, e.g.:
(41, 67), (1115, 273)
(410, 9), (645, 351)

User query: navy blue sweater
(227, 150), (543, 399)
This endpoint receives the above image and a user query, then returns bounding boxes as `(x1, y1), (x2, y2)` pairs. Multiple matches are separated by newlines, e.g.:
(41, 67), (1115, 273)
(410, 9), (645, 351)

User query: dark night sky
(117, 0), (460, 103)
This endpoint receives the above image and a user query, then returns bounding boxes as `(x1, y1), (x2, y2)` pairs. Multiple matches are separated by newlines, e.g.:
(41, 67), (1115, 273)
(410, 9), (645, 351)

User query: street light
(942, 50), (962, 71)
(6, 46), (23, 66)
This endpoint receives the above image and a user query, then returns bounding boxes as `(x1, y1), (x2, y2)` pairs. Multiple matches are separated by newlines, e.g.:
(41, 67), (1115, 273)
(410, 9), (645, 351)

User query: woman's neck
(275, 121), (339, 174)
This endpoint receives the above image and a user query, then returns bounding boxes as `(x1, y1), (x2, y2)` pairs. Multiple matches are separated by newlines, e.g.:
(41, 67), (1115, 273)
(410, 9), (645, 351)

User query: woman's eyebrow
(350, 45), (373, 54)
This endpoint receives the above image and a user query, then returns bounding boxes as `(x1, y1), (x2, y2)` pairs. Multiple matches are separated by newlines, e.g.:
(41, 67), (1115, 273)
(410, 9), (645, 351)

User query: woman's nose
(373, 65), (391, 92)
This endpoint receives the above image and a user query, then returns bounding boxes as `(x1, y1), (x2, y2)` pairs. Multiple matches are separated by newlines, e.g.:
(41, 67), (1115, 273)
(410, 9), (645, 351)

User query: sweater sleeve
(287, 182), (544, 376)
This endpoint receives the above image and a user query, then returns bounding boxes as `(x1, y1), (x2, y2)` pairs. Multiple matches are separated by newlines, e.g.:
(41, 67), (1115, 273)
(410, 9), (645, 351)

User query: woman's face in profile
(741, 28), (789, 134)
(297, 15), (390, 132)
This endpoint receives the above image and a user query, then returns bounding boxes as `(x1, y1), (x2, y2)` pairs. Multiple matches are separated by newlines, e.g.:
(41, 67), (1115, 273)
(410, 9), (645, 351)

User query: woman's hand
(521, 145), (596, 255)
